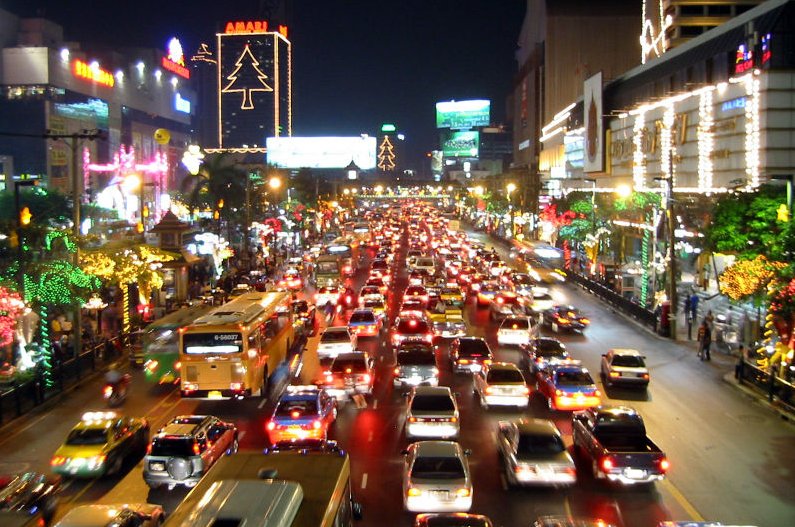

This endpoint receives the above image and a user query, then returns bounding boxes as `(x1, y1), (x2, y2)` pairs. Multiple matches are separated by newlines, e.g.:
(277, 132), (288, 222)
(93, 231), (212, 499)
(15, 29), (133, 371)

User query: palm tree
(181, 153), (246, 218)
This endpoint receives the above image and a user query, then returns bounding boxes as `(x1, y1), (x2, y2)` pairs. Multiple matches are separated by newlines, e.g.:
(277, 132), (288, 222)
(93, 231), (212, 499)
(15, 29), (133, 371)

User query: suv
(143, 415), (238, 490)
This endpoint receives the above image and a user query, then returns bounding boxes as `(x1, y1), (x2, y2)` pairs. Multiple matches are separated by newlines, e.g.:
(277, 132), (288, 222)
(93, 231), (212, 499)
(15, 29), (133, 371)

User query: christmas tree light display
(378, 136), (396, 171)
(222, 44), (273, 110)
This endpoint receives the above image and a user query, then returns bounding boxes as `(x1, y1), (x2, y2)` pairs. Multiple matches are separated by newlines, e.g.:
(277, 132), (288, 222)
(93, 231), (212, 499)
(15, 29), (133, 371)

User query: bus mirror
(352, 500), (363, 520)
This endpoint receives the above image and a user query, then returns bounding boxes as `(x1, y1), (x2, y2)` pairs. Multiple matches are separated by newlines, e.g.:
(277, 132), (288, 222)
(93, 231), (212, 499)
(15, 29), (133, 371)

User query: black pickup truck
(572, 406), (669, 485)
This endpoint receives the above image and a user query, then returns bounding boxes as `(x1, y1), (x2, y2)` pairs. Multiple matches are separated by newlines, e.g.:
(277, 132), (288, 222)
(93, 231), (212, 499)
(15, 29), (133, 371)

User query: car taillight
(555, 389), (563, 396)
(394, 367), (400, 375)
(407, 487), (422, 497)
(103, 385), (113, 397)
(146, 443), (152, 454)
(266, 421), (276, 431)
(346, 295), (352, 303)
(424, 334), (433, 342)
(458, 359), (470, 365)
(520, 386), (530, 395)
(326, 374), (334, 382)
(454, 487), (471, 498)
(449, 416), (458, 423)
(642, 373), (650, 379)
(496, 297), (504, 304)
(659, 458), (670, 472)
(193, 442), (201, 455)
(362, 373), (372, 383)
(408, 416), (417, 422)
(312, 420), (322, 430)
(581, 318), (590, 324)
(600, 457), (614, 472)
(174, 361), (181, 370)
(557, 317), (570, 323)
(50, 456), (66, 466)
(485, 386), (494, 395)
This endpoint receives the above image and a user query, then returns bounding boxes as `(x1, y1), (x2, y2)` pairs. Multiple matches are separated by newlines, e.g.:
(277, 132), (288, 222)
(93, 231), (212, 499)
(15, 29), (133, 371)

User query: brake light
(193, 442), (201, 455)
(312, 420), (322, 430)
(362, 373), (372, 383)
(266, 421), (276, 431)
(326, 374), (334, 383)
(346, 295), (352, 303)
(555, 389), (563, 396)
(345, 367), (353, 374)
(581, 318), (590, 324)
(496, 297), (504, 304)
(659, 458), (670, 472)
(407, 487), (422, 497)
(642, 373), (650, 379)
(409, 319), (417, 327)
(394, 367), (400, 375)
(458, 359), (470, 365)
(600, 457), (614, 472)
(146, 443), (152, 454)
(557, 317), (570, 324)
(485, 386), (494, 395)
(174, 361), (181, 370)
(408, 416), (417, 422)
(50, 456), (66, 466)
(291, 410), (301, 419)
(449, 416), (458, 423)
(424, 334), (433, 342)
(103, 385), (113, 398)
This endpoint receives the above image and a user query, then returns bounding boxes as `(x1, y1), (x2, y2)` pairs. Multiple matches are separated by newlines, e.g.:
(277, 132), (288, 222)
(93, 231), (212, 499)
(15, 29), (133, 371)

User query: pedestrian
(735, 344), (746, 379)
(323, 301), (335, 323)
(705, 309), (715, 329)
(689, 292), (699, 322)
(684, 295), (692, 324)
(697, 320), (712, 361)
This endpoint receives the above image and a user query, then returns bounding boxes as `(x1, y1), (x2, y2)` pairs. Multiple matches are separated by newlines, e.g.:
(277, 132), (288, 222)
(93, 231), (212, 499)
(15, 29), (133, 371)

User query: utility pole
(665, 177), (678, 340)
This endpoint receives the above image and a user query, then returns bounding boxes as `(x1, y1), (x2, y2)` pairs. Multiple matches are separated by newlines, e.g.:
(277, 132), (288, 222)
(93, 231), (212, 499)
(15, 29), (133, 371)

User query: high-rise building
(661, 1), (765, 48)
(195, 20), (291, 153)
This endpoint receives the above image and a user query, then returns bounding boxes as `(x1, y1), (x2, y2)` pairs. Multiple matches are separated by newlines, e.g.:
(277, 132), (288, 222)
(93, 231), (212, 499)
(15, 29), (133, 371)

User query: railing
(0, 337), (122, 425)
(566, 270), (658, 329)
(736, 359), (795, 416)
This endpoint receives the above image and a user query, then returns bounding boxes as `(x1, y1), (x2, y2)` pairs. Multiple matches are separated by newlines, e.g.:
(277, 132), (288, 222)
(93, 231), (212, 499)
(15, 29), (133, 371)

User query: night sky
(1, 0), (527, 170)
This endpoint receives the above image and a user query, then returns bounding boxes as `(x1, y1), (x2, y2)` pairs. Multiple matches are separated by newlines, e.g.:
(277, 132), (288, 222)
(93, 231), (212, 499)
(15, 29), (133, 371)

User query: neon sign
(735, 43), (754, 74)
(224, 20), (288, 38)
(761, 33), (772, 65)
(72, 60), (114, 88)
(175, 93), (191, 113)
(162, 37), (190, 79)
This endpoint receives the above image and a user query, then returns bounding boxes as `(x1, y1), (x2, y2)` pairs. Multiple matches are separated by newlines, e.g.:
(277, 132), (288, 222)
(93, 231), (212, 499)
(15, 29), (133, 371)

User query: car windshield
(611, 355), (646, 367)
(150, 437), (195, 457)
(321, 330), (350, 342)
(411, 456), (465, 479)
(397, 351), (436, 366)
(556, 370), (594, 386)
(331, 357), (367, 373)
(65, 428), (108, 445)
(517, 433), (566, 456)
(502, 318), (529, 330)
(363, 300), (384, 310)
(397, 319), (429, 333)
(459, 340), (491, 357)
(275, 399), (318, 417)
(487, 369), (525, 383)
(411, 394), (454, 412)
(535, 340), (565, 355)
(349, 312), (375, 323)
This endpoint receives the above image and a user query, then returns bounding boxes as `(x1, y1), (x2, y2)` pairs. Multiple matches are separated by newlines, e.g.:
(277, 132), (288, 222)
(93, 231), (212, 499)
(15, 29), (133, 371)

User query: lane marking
(367, 431), (373, 442)
(67, 476), (99, 504)
(661, 478), (705, 522)
(258, 398), (268, 409)
(0, 414), (48, 448)
(238, 431), (247, 441)
(361, 472), (368, 489)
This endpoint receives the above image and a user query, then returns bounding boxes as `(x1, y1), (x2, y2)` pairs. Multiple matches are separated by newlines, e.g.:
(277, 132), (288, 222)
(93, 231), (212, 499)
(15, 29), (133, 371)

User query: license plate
(150, 462), (165, 471)
(208, 390), (223, 399)
(431, 490), (449, 499)
(625, 468), (646, 479)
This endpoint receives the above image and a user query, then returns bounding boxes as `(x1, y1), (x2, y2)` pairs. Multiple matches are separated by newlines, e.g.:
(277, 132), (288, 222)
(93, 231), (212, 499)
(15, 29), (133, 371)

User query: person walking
(697, 319), (712, 361)
(689, 292), (699, 322)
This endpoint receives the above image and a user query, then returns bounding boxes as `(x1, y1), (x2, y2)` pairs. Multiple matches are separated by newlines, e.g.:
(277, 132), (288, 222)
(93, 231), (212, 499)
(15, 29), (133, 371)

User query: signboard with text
(436, 100), (490, 129)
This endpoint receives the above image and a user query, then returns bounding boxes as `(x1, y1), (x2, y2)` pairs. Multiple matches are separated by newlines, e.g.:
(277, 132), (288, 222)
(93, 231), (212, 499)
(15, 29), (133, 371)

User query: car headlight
(85, 455), (107, 469)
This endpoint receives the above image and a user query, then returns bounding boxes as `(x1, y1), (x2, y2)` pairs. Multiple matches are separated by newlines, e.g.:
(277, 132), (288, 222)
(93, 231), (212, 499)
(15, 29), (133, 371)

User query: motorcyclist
(323, 301), (335, 322)
(105, 364), (130, 397)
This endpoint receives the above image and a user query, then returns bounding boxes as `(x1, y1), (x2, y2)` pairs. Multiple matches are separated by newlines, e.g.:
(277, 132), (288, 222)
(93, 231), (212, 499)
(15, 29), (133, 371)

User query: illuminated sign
(735, 43), (753, 74)
(381, 123), (396, 132)
(721, 97), (746, 112)
(224, 21), (288, 37)
(72, 60), (114, 88)
(162, 37), (190, 79)
(761, 33), (772, 65)
(436, 100), (490, 129)
(442, 131), (479, 157)
(266, 137), (376, 169)
(175, 93), (191, 113)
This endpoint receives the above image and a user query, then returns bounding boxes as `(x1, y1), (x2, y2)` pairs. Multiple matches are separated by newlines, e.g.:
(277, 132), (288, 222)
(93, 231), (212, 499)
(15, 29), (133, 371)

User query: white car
(405, 386), (460, 439)
(315, 286), (342, 307)
(54, 504), (164, 527)
(600, 348), (650, 389)
(496, 419), (576, 488)
(497, 316), (536, 347)
(473, 362), (530, 409)
(413, 257), (437, 274)
(529, 292), (555, 314)
(316, 326), (357, 359)
(402, 441), (473, 513)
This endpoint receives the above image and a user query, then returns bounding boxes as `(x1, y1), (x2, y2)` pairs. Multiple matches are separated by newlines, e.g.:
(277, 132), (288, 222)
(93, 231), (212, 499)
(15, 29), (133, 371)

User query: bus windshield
(317, 261), (340, 273)
(183, 332), (243, 355)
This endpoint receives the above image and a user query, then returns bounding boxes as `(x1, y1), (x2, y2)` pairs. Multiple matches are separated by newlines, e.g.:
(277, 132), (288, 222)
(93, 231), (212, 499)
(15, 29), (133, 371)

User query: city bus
(142, 303), (213, 385)
(179, 291), (294, 399)
(164, 449), (362, 527)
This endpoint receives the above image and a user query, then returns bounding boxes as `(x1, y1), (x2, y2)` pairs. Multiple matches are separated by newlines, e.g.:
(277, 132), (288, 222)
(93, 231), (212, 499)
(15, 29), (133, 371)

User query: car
(509, 272), (539, 297)
(542, 305), (591, 333)
(394, 342), (439, 388)
(497, 316), (537, 347)
(526, 337), (569, 372)
(487, 260), (509, 277)
(536, 361), (601, 411)
(277, 270), (303, 291)
(474, 281), (501, 307)
(365, 275), (389, 295)
(528, 292), (555, 314)
(413, 257), (437, 274)
(291, 300), (316, 335)
(51, 412), (149, 478)
(600, 348), (650, 388)
(405, 386), (460, 440)
(496, 419), (576, 488)
(371, 258), (391, 275)
(450, 337), (493, 374)
(347, 308), (381, 337)
(315, 286), (343, 307)
(400, 298), (427, 318)
(0, 472), (61, 525)
(405, 284), (430, 303)
(526, 257), (567, 284)
(473, 362), (530, 409)
(143, 415), (238, 490)
(265, 385), (337, 446)
(409, 269), (431, 286)
(53, 504), (164, 527)
(318, 351), (374, 400)
(358, 285), (384, 302)
(317, 326), (357, 359)
(402, 441), (472, 513)
(360, 296), (387, 321)
(533, 517), (616, 527)
(392, 317), (434, 347)
(489, 291), (531, 321)
(414, 514), (493, 527)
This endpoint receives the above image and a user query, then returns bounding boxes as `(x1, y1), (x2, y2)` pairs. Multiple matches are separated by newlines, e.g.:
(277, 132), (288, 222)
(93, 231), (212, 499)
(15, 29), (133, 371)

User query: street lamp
(268, 176), (282, 190)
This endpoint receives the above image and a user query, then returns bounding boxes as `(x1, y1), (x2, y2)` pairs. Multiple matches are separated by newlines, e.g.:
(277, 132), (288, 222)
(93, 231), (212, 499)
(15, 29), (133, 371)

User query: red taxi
(265, 386), (337, 446)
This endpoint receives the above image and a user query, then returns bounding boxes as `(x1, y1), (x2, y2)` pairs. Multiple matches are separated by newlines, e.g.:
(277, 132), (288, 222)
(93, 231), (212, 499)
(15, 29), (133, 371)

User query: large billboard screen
(436, 99), (490, 129)
(442, 131), (479, 158)
(266, 137), (377, 169)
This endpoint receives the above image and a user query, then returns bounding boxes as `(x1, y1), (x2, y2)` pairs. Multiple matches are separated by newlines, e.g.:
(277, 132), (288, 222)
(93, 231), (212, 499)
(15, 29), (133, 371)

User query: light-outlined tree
(222, 44), (273, 110)
(378, 136), (396, 171)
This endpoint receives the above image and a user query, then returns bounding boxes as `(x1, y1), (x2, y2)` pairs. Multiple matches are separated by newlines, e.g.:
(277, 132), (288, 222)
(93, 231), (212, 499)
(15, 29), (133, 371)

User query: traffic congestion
(0, 199), (783, 527)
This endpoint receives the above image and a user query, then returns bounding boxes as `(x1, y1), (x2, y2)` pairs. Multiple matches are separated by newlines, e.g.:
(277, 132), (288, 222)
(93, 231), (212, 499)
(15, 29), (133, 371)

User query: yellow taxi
(50, 411), (149, 478)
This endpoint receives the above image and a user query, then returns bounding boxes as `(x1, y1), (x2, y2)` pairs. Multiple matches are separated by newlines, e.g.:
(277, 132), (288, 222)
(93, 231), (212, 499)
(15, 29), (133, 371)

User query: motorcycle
(103, 374), (131, 408)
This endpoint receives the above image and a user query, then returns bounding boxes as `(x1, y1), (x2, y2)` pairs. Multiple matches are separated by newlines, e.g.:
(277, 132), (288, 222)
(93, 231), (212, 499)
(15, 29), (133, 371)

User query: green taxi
(50, 411), (149, 477)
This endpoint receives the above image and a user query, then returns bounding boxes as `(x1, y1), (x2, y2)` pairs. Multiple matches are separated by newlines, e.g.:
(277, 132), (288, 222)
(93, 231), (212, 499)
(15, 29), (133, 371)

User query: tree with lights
(222, 44), (273, 110)
(378, 136), (396, 171)
(719, 255), (786, 305)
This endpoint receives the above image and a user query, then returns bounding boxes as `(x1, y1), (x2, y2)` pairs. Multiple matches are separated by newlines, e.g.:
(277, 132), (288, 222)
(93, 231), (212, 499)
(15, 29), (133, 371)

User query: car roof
(509, 418), (560, 436)
(609, 348), (642, 356)
(323, 326), (349, 333)
(487, 362), (521, 371)
(412, 386), (452, 397)
(412, 440), (461, 457)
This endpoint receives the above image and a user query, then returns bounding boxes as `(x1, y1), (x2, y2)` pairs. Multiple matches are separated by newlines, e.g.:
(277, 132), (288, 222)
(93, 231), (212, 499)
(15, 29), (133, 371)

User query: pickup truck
(572, 406), (669, 485)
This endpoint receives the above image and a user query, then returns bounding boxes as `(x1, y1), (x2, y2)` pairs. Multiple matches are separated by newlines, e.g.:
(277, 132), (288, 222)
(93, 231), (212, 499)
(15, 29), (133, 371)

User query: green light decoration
(45, 231), (78, 253)
(640, 227), (650, 306)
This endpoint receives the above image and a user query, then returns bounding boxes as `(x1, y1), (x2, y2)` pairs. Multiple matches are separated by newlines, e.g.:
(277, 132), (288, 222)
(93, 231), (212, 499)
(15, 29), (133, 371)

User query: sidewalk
(479, 227), (793, 421)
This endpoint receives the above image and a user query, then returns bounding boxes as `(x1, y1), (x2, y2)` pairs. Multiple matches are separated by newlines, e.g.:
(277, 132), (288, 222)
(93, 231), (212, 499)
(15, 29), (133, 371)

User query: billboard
(584, 72), (604, 173)
(436, 99), (490, 129)
(442, 131), (479, 158)
(266, 137), (376, 169)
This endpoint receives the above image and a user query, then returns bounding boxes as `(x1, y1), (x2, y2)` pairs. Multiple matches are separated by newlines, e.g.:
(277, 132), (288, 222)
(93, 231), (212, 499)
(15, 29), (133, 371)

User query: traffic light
(136, 222), (144, 233)
(19, 206), (32, 226)
(142, 205), (150, 219)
